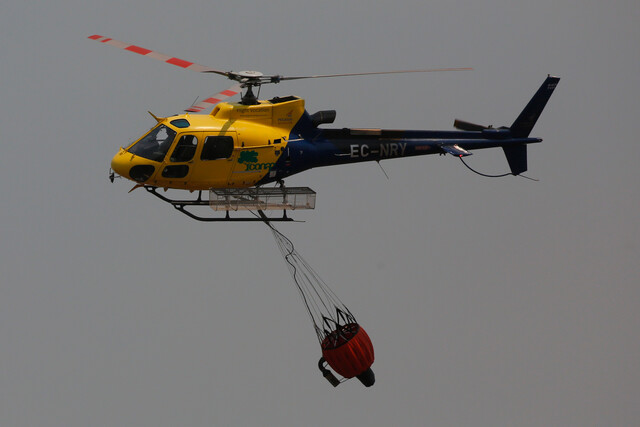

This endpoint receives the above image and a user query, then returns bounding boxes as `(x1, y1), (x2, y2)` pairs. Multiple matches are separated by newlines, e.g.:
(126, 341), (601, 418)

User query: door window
(201, 135), (234, 160)
(170, 134), (198, 162)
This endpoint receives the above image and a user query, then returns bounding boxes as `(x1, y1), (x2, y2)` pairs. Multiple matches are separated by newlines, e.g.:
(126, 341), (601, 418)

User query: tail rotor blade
(454, 119), (488, 131)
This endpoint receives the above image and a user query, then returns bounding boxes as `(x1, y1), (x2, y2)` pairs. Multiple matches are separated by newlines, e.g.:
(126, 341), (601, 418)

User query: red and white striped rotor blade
(185, 84), (243, 113)
(88, 35), (229, 77)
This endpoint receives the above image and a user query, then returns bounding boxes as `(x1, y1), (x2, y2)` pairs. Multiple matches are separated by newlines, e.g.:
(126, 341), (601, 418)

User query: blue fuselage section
(258, 112), (541, 185)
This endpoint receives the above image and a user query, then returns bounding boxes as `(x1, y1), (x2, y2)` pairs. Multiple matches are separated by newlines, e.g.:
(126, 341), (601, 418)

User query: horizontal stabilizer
(441, 144), (472, 157)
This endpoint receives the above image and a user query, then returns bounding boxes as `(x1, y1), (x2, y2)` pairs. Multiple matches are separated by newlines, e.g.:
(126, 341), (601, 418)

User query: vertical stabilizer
(502, 144), (528, 175)
(510, 76), (560, 138)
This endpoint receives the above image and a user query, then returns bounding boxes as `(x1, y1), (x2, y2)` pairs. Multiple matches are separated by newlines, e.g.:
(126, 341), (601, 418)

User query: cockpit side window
(170, 135), (198, 162)
(201, 135), (234, 160)
(128, 125), (176, 162)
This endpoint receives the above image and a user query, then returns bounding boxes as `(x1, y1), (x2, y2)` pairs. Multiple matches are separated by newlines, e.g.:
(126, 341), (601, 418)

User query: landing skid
(144, 185), (316, 222)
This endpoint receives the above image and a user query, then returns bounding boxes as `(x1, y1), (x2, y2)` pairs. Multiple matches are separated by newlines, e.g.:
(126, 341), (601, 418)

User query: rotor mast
(215, 70), (283, 105)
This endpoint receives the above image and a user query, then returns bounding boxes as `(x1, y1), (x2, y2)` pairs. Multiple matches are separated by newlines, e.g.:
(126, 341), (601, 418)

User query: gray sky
(1, 1), (639, 426)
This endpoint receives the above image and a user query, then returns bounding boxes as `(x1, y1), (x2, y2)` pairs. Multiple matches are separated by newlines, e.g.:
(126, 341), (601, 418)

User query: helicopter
(90, 35), (559, 222)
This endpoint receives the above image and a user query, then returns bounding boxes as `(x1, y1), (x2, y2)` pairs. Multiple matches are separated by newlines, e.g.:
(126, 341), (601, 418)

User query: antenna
(376, 160), (390, 180)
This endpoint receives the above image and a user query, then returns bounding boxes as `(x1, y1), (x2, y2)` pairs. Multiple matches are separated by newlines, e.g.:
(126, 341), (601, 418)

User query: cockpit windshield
(127, 125), (176, 162)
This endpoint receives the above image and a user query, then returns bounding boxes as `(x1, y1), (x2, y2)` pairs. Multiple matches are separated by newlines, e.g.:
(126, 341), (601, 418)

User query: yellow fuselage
(111, 97), (305, 190)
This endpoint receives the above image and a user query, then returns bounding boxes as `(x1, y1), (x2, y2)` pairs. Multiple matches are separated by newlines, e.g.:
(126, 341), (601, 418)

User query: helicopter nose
(110, 148), (130, 179)
(111, 148), (157, 183)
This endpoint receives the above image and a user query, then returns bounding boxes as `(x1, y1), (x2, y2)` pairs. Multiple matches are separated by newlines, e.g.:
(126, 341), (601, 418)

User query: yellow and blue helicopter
(91, 35), (559, 222)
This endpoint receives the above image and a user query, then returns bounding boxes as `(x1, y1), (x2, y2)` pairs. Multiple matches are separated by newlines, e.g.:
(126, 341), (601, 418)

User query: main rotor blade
(185, 84), (243, 113)
(279, 68), (473, 81)
(88, 35), (230, 77)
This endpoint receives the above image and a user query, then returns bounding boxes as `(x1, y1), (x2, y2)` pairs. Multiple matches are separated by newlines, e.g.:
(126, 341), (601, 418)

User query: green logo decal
(238, 150), (258, 164)
(237, 150), (275, 172)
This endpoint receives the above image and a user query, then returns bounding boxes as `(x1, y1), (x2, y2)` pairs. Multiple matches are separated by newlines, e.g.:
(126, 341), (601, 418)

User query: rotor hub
(234, 70), (264, 79)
